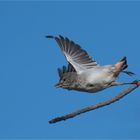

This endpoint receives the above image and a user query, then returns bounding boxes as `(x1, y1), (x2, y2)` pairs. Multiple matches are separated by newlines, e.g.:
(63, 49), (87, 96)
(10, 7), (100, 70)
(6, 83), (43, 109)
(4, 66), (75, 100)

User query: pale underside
(47, 35), (131, 93)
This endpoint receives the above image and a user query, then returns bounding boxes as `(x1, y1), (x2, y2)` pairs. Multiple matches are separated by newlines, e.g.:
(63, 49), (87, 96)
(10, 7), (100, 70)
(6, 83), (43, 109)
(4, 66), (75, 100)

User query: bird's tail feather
(122, 70), (135, 76)
(119, 56), (128, 71)
(114, 56), (134, 77)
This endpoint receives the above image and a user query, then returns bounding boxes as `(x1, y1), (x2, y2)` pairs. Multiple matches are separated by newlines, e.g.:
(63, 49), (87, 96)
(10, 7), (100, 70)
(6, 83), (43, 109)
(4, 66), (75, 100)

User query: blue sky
(0, 1), (140, 139)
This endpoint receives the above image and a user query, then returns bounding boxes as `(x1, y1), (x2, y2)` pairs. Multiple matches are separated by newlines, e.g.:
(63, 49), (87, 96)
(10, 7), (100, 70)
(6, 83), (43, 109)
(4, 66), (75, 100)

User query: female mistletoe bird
(46, 35), (135, 93)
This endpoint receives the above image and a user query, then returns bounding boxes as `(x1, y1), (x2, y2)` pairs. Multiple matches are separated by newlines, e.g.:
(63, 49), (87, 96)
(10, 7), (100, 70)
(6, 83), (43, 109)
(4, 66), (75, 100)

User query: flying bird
(46, 35), (135, 93)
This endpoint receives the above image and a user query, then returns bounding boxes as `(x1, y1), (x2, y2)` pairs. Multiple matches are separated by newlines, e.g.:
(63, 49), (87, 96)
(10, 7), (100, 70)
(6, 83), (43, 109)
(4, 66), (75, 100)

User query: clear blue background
(0, 1), (140, 139)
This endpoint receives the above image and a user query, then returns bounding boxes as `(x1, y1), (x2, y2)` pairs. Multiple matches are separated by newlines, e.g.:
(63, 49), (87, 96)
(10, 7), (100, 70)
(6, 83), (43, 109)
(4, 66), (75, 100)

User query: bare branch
(49, 80), (140, 124)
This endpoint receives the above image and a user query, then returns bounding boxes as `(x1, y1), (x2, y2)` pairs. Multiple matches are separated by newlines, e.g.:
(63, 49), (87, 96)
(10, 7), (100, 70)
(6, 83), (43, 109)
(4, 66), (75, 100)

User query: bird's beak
(55, 83), (61, 88)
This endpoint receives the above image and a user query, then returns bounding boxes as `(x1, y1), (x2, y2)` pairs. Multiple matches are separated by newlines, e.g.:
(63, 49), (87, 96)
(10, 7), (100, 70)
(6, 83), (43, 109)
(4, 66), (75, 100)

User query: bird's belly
(70, 82), (109, 93)
(64, 69), (116, 93)
(76, 70), (116, 93)
(86, 71), (114, 84)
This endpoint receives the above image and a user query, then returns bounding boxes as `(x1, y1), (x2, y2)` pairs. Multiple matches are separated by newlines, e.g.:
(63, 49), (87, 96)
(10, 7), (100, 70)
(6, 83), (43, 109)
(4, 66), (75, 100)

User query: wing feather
(46, 35), (98, 73)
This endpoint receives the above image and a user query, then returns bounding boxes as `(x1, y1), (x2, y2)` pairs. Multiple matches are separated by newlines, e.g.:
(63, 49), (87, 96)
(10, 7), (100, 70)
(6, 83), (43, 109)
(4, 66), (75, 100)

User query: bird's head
(55, 74), (72, 89)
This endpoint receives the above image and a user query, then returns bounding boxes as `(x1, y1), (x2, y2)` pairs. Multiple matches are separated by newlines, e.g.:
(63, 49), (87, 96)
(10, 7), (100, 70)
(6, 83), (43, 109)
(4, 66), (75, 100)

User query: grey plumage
(46, 35), (135, 93)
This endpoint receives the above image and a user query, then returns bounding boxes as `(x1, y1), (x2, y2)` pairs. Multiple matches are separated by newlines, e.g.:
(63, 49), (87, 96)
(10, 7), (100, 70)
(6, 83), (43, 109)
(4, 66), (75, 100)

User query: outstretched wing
(46, 35), (98, 74)
(57, 63), (76, 79)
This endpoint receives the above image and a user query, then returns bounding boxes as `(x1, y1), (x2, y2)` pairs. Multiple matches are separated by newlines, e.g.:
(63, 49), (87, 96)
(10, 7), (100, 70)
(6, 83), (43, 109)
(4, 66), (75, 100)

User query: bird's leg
(110, 80), (138, 86)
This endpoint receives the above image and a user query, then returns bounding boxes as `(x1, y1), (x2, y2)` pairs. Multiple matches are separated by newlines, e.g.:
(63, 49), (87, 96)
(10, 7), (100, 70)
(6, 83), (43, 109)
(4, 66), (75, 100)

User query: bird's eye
(63, 78), (66, 81)
(87, 84), (94, 87)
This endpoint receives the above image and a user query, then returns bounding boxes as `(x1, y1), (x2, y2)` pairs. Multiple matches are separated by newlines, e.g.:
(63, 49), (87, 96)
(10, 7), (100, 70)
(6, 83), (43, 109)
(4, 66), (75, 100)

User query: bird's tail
(114, 57), (135, 77)
(119, 56), (128, 71)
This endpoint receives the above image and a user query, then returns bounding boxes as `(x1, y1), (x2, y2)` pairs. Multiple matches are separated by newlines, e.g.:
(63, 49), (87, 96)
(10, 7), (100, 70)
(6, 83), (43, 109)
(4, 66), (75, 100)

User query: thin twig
(49, 80), (140, 124)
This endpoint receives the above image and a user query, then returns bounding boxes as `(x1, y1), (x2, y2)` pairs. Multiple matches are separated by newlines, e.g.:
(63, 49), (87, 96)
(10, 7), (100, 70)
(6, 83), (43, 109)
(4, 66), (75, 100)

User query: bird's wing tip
(45, 35), (54, 38)
(46, 35), (65, 39)
(59, 35), (63, 38)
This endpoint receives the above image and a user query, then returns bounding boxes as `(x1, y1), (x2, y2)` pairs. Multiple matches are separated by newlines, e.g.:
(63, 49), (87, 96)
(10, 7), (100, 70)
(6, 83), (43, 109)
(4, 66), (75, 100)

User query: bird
(46, 35), (135, 93)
